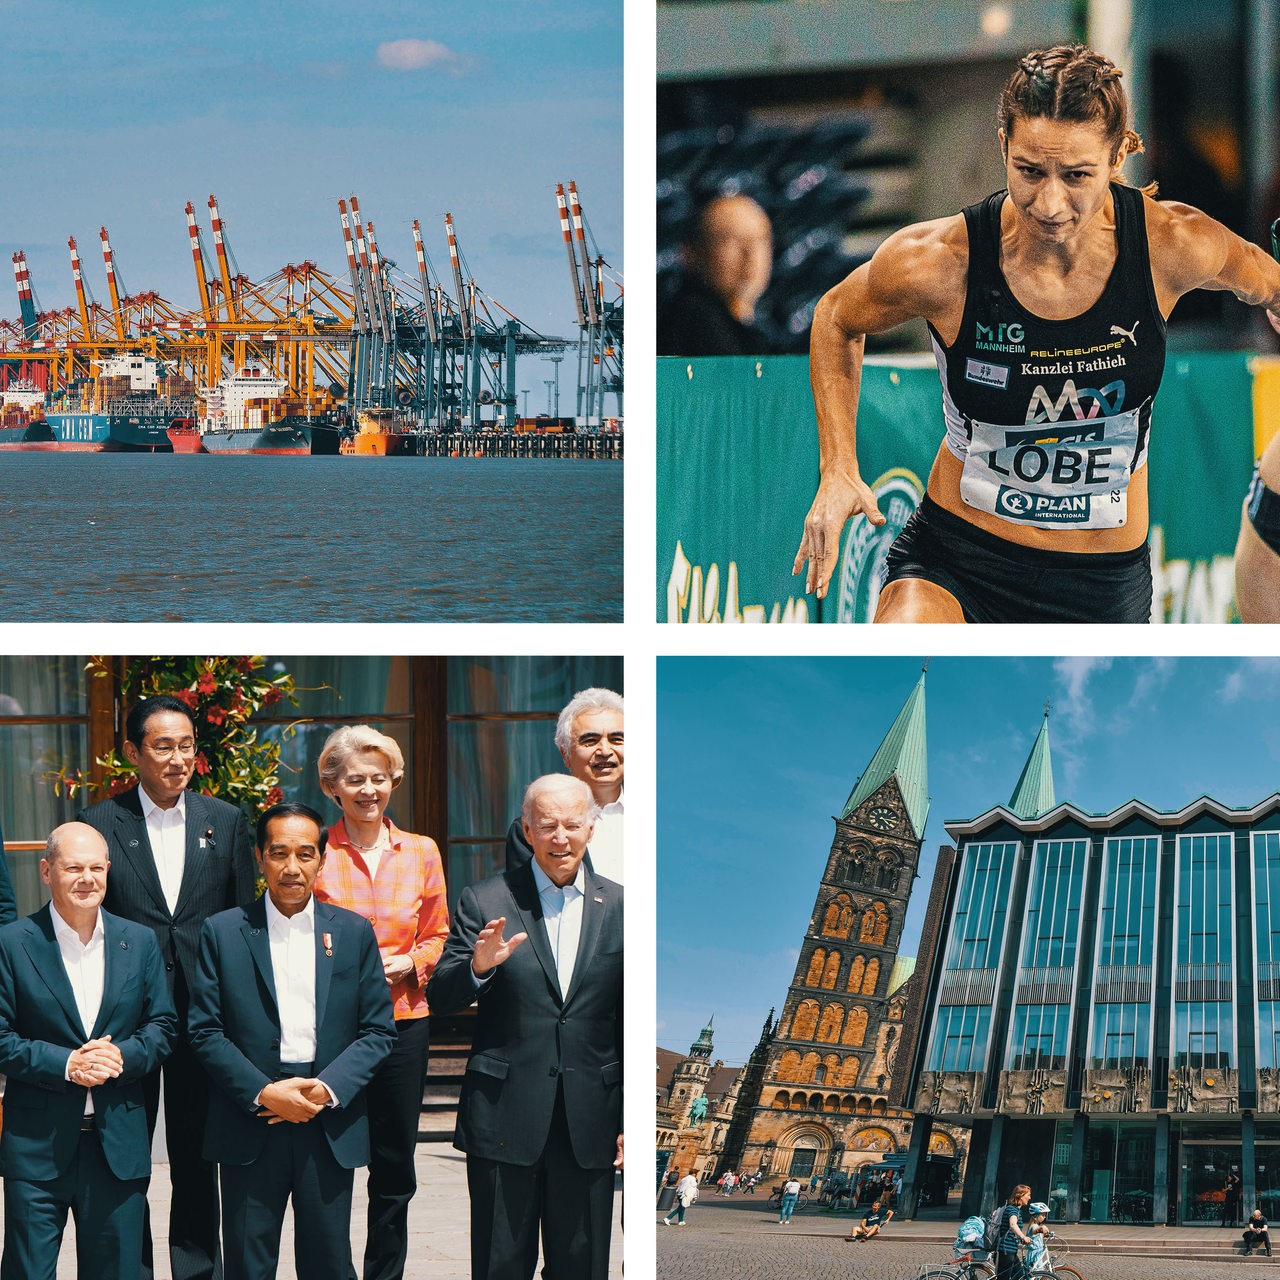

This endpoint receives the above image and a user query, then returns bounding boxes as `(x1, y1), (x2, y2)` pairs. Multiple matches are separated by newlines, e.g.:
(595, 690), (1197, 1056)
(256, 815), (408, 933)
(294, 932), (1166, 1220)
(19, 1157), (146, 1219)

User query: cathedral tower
(728, 671), (930, 1181)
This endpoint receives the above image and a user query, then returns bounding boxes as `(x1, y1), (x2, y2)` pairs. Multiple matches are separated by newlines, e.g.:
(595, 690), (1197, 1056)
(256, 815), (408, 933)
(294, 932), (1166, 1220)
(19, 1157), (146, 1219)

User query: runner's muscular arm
(1147, 200), (1280, 327)
(794, 217), (966, 598)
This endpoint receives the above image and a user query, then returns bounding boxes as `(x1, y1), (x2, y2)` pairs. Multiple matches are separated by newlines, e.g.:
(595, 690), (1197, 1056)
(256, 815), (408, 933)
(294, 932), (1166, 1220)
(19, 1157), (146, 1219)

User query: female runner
(793, 44), (1280, 622)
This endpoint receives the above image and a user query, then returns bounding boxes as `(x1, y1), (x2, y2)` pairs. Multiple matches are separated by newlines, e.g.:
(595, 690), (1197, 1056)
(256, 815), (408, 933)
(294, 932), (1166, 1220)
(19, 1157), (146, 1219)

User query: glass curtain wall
(925, 841), (1018, 1072)
(1173, 834), (1236, 1070)
(1089, 836), (1159, 1069)
(1007, 839), (1087, 1070)
(1254, 832), (1280, 1066)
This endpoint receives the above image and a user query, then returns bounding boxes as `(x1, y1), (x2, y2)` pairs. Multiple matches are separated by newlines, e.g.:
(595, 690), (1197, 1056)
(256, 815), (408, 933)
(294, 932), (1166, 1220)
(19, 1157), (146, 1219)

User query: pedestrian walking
(664, 1173), (698, 1227)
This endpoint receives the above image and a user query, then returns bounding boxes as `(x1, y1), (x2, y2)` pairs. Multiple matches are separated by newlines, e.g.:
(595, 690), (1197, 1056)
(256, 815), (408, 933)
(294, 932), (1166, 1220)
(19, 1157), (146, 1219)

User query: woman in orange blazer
(312, 726), (449, 1280)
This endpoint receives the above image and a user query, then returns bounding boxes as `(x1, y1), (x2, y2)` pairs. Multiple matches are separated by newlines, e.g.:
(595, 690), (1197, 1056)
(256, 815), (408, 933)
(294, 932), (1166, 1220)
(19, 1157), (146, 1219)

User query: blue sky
(0, 0), (620, 351)
(658, 656), (1280, 1068)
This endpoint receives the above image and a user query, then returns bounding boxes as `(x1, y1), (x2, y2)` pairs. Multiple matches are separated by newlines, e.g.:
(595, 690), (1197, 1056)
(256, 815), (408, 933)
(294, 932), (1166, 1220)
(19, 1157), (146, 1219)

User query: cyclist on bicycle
(1024, 1204), (1052, 1273)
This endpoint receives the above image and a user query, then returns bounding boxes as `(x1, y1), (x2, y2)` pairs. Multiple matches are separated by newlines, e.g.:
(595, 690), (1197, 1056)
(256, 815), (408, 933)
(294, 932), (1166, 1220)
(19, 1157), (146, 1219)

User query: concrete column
(900, 1114), (933, 1219)
(961, 1118), (992, 1216)
(1153, 1113), (1170, 1225)
(981, 1115), (1006, 1211)
(1243, 1111), (1257, 1221)
(1066, 1113), (1088, 1222)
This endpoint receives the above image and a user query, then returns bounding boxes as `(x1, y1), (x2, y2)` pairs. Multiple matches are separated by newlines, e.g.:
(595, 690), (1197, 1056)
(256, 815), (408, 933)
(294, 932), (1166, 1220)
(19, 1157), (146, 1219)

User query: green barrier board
(658, 352), (1255, 623)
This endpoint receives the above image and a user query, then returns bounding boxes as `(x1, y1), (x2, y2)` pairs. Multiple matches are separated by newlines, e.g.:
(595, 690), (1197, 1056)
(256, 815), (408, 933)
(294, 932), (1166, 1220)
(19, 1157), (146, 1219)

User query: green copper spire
(841, 669), (929, 838)
(690, 1015), (714, 1060)
(1008, 703), (1056, 818)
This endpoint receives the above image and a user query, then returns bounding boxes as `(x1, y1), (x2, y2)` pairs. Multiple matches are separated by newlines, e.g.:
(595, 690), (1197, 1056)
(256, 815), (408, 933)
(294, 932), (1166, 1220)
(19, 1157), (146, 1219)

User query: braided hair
(998, 45), (1151, 190)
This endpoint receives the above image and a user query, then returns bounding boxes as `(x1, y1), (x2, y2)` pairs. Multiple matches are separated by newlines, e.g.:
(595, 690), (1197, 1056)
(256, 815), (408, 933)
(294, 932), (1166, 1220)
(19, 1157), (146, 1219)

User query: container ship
(198, 364), (346, 454)
(0, 379), (59, 449)
(43, 354), (194, 451)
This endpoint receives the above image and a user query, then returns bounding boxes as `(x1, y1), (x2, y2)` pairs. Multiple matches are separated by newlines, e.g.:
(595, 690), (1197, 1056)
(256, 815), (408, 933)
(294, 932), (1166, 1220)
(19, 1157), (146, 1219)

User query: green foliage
(52, 656), (297, 817)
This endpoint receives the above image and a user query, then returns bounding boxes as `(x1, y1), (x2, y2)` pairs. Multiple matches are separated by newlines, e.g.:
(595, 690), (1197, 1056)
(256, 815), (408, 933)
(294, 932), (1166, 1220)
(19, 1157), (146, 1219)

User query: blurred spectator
(658, 195), (779, 355)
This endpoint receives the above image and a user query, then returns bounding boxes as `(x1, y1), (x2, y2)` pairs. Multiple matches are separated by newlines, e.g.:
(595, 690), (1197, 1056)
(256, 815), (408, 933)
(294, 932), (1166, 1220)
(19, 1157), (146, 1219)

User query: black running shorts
(881, 494), (1153, 623)
(1246, 463), (1280, 555)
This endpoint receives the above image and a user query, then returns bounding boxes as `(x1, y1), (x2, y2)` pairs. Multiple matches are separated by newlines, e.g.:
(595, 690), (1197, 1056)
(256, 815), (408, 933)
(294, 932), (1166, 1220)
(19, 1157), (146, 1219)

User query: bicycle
(1030, 1232), (1084, 1280)
(916, 1251), (995, 1280)
(767, 1187), (811, 1212)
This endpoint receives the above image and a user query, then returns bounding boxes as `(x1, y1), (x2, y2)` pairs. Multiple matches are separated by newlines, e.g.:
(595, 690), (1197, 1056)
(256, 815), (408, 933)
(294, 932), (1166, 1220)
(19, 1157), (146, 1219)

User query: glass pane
(1, 723), (88, 844)
(448, 656), (623, 715)
(8, 848), (51, 919)
(261, 656), (412, 718)
(448, 721), (566, 839)
(263, 720), (421, 837)
(446, 842), (505, 911)
(0, 656), (88, 716)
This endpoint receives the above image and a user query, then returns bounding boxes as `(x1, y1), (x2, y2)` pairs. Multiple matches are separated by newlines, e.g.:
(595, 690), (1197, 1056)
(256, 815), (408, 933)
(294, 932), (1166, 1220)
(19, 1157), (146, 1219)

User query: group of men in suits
(0, 692), (625, 1280)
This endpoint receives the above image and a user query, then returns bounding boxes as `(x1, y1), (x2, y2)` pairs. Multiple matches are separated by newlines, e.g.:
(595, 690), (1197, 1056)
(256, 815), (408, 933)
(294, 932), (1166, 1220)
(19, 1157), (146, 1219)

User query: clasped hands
(256, 1077), (332, 1125)
(67, 1034), (123, 1087)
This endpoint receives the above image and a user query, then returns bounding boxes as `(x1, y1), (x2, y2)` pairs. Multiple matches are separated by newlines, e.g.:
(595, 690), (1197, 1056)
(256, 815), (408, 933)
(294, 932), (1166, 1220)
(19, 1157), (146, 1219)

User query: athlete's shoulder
(1142, 195), (1236, 294)
(867, 213), (968, 307)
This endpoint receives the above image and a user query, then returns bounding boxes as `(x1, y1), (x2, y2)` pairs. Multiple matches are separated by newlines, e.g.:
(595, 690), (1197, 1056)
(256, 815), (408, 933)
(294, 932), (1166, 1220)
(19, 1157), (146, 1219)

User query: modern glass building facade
(905, 790), (1280, 1226)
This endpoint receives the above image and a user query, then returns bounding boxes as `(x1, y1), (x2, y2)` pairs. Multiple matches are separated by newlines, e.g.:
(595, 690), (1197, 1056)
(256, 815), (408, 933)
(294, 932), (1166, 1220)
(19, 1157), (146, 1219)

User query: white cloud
(376, 38), (464, 72)
(1220, 658), (1280, 704)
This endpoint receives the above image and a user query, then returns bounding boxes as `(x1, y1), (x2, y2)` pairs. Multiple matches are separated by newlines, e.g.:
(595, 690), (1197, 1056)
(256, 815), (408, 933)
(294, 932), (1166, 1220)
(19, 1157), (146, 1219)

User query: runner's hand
(793, 470), (886, 599)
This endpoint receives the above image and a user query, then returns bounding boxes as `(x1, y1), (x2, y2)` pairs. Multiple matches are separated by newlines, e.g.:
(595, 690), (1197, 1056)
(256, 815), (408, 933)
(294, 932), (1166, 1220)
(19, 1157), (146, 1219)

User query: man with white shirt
(0, 823), (176, 1280)
(78, 693), (257, 1280)
(188, 802), (395, 1280)
(505, 688), (625, 883)
(429, 775), (623, 1280)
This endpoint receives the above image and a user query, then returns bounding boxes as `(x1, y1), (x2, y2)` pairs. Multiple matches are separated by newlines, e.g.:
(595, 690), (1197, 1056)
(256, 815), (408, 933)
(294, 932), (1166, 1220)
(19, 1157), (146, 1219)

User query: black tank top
(926, 182), (1166, 531)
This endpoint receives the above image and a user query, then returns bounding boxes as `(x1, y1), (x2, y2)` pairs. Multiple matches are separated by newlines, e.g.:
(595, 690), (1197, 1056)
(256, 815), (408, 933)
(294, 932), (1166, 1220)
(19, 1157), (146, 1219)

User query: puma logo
(1110, 321), (1139, 346)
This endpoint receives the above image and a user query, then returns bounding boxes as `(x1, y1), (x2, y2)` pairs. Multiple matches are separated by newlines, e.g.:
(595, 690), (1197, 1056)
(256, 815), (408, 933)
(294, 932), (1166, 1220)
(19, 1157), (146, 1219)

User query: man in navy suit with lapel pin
(77, 693), (257, 1280)
(189, 801), (396, 1280)
(0, 822), (176, 1280)
(428, 774), (624, 1280)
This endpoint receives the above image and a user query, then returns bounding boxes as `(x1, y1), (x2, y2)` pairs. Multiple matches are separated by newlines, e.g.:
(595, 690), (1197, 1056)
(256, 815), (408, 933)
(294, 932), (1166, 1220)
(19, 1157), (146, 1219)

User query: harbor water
(0, 454), (622, 622)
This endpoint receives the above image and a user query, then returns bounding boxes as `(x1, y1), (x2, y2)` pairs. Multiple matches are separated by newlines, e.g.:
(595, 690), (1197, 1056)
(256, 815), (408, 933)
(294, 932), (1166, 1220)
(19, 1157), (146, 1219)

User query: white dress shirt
(530, 859), (585, 998)
(588, 791), (624, 885)
(139, 785), (187, 914)
(51, 904), (106, 1114)
(265, 894), (319, 1063)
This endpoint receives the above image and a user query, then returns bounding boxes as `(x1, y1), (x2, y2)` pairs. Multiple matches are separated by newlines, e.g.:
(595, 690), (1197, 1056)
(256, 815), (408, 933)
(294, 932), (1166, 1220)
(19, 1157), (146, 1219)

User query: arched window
(777, 1050), (803, 1082)
(822, 951), (841, 989)
(856, 1096), (872, 1115)
(792, 1000), (819, 1040)
(876, 853), (900, 891)
(800, 1052), (821, 1082)
(872, 1098), (887, 1116)
(824, 1093), (839, 1112)
(823, 894), (854, 939)
(847, 955), (866, 993)
(813, 1064), (827, 1084)
(843, 1006), (869, 1047)
(791, 1092), (805, 1110)
(773, 1091), (790, 1110)
(805, 948), (826, 987)
(860, 901), (890, 944)
(862, 956), (881, 995)
(817, 1003), (844, 1043)
(839, 1055), (862, 1087)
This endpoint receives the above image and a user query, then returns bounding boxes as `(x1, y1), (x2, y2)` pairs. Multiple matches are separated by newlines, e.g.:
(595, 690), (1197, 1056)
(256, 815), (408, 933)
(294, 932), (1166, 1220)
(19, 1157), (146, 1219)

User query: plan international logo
(975, 320), (1025, 353)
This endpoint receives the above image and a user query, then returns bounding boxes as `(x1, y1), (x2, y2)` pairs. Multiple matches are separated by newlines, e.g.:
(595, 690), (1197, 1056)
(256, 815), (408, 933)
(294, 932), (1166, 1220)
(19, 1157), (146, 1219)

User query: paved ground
(654, 1194), (1277, 1280)
(6, 1143), (624, 1279)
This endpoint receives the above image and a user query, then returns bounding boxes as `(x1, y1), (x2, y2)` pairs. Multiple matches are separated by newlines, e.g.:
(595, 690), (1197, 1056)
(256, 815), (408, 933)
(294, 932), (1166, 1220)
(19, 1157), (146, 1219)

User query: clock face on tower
(867, 805), (898, 832)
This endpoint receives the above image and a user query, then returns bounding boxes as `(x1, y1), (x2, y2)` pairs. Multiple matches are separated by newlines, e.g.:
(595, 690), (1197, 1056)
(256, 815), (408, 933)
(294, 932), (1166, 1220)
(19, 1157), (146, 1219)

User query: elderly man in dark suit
(429, 773), (623, 1280)
(77, 693), (257, 1280)
(0, 822), (176, 1280)
(189, 801), (396, 1280)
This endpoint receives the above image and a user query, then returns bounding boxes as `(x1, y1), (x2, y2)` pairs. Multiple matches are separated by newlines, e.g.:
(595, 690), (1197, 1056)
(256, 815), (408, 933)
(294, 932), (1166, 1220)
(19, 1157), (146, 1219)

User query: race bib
(960, 409), (1138, 529)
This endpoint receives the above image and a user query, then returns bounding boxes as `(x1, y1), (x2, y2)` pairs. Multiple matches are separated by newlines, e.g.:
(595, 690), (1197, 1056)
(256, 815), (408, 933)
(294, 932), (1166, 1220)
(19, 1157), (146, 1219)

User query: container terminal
(0, 183), (622, 458)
